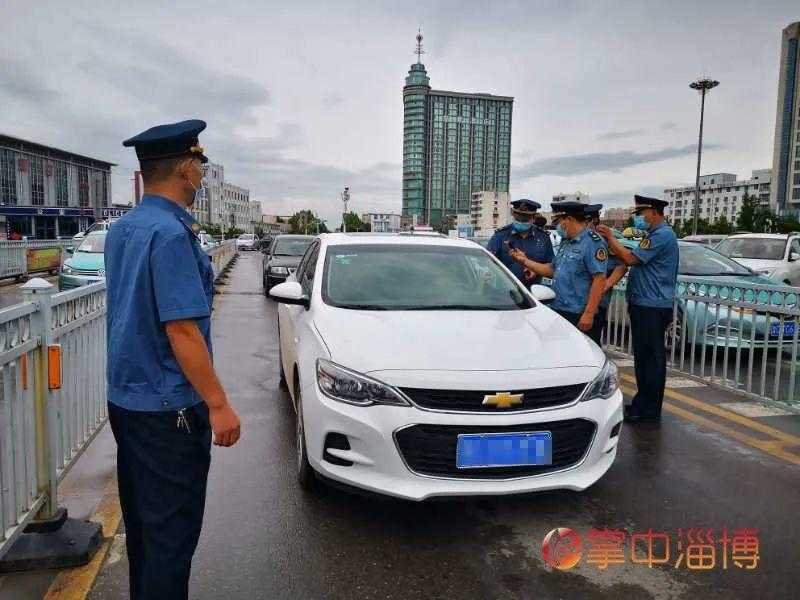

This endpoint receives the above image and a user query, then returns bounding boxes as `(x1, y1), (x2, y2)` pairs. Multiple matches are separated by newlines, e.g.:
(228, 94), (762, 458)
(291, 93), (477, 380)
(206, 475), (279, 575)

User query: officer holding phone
(487, 198), (554, 287)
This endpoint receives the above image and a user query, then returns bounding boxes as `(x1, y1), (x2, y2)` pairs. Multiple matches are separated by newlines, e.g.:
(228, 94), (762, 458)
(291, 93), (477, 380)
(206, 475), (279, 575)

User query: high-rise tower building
(770, 21), (800, 217)
(402, 33), (513, 226)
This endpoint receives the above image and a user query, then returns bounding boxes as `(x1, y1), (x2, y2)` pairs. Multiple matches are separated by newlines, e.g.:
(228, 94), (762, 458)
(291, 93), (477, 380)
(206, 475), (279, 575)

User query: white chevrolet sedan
(270, 233), (623, 501)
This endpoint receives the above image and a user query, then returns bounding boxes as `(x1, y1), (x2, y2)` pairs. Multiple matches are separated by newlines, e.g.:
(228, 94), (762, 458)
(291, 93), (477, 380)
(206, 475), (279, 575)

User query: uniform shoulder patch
(589, 231), (602, 242)
(639, 237), (651, 250)
(595, 247), (608, 261)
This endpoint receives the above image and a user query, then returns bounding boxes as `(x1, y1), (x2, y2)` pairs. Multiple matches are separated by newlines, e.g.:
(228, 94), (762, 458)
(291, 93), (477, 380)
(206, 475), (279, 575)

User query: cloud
(596, 129), (646, 141)
(515, 144), (720, 179)
(0, 59), (60, 104)
(590, 185), (667, 208)
(322, 93), (344, 108)
(660, 121), (678, 130)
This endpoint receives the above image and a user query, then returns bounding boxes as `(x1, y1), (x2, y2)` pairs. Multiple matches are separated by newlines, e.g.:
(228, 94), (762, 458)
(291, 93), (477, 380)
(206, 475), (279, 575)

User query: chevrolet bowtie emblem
(482, 392), (524, 408)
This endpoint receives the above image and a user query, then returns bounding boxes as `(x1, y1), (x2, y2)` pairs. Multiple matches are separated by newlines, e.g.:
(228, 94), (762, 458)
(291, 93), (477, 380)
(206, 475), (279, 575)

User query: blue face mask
(512, 220), (533, 233)
(633, 215), (649, 230)
(556, 224), (567, 238)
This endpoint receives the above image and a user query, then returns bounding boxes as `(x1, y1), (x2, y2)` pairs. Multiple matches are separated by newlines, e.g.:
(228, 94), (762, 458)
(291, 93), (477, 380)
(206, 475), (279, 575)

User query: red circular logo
(542, 528), (583, 570)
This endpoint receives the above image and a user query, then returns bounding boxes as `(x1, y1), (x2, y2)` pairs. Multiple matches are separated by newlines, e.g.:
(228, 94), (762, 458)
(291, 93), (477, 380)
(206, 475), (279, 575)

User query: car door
(280, 242), (319, 398)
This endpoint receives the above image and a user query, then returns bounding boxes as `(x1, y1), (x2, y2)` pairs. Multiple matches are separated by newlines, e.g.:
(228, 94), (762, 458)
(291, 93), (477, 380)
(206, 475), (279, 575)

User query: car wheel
(666, 308), (686, 352)
(294, 381), (317, 492)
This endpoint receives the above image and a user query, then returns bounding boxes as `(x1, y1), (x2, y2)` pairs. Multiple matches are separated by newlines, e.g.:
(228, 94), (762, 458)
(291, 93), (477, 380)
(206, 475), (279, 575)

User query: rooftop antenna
(415, 29), (425, 63)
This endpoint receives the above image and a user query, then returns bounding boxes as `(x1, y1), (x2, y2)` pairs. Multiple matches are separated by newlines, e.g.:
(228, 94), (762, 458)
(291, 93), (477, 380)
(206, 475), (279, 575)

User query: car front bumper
(59, 273), (104, 290)
(301, 378), (623, 501)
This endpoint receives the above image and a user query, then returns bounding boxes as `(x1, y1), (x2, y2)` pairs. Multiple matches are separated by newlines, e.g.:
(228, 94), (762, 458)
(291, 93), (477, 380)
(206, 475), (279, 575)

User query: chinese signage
(542, 527), (760, 571)
(436, 115), (489, 126)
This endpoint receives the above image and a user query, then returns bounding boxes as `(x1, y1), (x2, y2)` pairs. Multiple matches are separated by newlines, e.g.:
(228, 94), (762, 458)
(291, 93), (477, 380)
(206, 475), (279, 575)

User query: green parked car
(59, 231), (107, 290)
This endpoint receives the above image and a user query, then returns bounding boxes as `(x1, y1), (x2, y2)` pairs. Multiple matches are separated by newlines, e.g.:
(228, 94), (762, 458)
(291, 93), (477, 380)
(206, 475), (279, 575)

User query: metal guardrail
(604, 276), (800, 407)
(0, 241), (237, 560)
(0, 241), (74, 280)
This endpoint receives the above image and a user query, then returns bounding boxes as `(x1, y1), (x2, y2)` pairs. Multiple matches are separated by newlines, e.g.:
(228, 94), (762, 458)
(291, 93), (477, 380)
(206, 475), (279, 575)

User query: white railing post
(21, 278), (57, 519)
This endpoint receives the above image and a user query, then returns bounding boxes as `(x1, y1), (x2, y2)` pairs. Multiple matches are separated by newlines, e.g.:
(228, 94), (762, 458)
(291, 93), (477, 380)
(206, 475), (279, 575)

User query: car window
(301, 244), (320, 294)
(273, 238), (313, 257)
(295, 242), (317, 283)
(716, 237), (787, 261)
(77, 234), (106, 253)
(322, 244), (533, 311)
(679, 243), (754, 276)
(790, 238), (800, 256)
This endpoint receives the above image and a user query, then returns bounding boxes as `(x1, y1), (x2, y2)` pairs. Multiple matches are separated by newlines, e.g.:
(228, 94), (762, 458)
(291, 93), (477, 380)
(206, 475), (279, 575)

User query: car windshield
(77, 234), (106, 254)
(716, 237), (786, 260)
(679, 243), (754, 276)
(273, 239), (312, 256)
(322, 244), (534, 311)
(238, 234), (255, 240)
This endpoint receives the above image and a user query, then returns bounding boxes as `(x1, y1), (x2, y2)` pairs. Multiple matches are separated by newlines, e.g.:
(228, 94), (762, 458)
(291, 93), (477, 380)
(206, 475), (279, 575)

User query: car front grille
(68, 269), (101, 276)
(394, 419), (596, 479)
(399, 383), (586, 412)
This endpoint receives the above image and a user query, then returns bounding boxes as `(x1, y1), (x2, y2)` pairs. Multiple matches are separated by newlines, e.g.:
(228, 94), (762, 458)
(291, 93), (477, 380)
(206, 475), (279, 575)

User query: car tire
(294, 380), (317, 492)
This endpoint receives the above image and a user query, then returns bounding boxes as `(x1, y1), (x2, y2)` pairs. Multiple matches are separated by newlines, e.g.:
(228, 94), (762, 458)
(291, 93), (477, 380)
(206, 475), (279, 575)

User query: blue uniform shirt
(487, 225), (554, 284)
(600, 251), (624, 309)
(627, 221), (679, 309)
(551, 228), (608, 314)
(105, 194), (215, 412)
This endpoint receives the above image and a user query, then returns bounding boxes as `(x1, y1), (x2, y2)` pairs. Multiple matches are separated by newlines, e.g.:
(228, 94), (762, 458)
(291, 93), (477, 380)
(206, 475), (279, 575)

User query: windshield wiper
(681, 271), (753, 277)
(334, 304), (390, 310)
(405, 304), (498, 311)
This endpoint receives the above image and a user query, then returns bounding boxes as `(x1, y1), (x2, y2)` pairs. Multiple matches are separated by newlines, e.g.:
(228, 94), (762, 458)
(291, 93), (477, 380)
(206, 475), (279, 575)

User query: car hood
(268, 256), (303, 268)
(66, 252), (105, 271)
(312, 306), (606, 373)
(727, 258), (781, 272)
(680, 273), (778, 286)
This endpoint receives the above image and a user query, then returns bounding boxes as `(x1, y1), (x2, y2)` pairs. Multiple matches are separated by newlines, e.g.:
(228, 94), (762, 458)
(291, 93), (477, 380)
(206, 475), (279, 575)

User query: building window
(0, 149), (17, 205)
(78, 167), (89, 207)
(30, 156), (45, 206)
(55, 162), (69, 207)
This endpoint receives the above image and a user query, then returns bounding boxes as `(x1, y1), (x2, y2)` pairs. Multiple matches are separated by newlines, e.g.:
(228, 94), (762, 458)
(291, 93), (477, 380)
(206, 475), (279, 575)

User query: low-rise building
(200, 162), (256, 232)
(601, 207), (633, 229)
(664, 169), (771, 229)
(362, 212), (402, 233)
(552, 191), (590, 204)
(470, 191), (510, 236)
(0, 134), (115, 238)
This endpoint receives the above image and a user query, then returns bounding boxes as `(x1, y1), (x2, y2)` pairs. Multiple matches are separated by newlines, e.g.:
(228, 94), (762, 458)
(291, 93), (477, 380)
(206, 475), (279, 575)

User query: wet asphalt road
(86, 253), (799, 600)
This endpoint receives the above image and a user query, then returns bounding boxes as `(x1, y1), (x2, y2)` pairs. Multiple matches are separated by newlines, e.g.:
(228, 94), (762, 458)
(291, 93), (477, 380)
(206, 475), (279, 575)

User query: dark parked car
(262, 235), (315, 293)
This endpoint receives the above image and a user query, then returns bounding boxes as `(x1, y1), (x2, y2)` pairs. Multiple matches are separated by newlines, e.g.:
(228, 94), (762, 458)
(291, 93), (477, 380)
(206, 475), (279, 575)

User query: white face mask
(186, 163), (206, 208)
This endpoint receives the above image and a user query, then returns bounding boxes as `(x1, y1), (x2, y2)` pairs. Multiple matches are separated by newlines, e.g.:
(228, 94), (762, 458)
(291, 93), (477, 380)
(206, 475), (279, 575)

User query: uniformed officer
(106, 119), (241, 600)
(509, 201), (608, 345)
(487, 198), (554, 287)
(596, 195), (679, 424)
(585, 204), (628, 341)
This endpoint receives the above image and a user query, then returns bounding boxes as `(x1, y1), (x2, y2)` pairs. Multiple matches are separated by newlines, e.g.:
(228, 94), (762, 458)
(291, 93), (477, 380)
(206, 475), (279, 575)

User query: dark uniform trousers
(553, 309), (604, 347)
(628, 305), (673, 419)
(108, 401), (212, 600)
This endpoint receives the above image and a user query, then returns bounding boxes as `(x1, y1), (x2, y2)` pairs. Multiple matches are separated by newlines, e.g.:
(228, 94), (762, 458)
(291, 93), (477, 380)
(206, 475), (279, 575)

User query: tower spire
(415, 29), (425, 64)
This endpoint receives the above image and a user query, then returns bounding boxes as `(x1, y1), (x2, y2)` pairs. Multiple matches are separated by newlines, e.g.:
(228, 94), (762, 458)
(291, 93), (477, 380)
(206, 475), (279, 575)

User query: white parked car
(716, 233), (800, 286)
(270, 233), (623, 501)
(236, 233), (257, 251)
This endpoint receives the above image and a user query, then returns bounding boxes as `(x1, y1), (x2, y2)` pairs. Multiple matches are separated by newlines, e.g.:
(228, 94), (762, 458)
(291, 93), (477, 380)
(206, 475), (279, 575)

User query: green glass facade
(402, 62), (513, 226)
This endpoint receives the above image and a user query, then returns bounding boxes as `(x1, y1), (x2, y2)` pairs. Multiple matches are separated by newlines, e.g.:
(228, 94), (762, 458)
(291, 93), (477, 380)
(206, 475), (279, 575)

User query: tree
(342, 212), (365, 232)
(737, 194), (759, 232)
(288, 210), (328, 234)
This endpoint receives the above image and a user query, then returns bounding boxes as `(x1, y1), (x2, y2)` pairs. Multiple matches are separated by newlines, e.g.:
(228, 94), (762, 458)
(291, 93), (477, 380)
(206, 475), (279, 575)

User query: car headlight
(269, 266), (289, 275)
(579, 359), (619, 401)
(62, 263), (75, 275)
(316, 359), (410, 406)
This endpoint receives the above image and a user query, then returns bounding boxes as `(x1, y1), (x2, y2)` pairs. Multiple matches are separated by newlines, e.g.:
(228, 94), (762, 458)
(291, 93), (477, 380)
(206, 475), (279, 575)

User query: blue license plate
(456, 431), (552, 469)
(770, 322), (796, 338)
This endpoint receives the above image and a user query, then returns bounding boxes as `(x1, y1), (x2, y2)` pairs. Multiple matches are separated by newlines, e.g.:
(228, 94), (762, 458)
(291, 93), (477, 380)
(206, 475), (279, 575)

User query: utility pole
(341, 187), (350, 233)
(690, 76), (719, 236)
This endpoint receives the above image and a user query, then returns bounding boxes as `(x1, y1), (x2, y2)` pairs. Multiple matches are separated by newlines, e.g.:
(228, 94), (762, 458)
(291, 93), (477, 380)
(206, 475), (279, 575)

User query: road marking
(620, 373), (800, 446)
(43, 478), (122, 600)
(664, 377), (706, 388)
(619, 384), (800, 467)
(719, 402), (795, 418)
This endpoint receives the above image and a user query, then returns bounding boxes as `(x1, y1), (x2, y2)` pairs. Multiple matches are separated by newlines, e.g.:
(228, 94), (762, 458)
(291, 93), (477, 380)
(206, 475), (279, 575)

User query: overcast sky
(2, 0), (798, 227)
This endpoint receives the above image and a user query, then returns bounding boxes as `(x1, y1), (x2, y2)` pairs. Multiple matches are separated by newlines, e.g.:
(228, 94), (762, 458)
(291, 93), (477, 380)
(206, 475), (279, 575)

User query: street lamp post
(341, 187), (350, 233)
(689, 77), (719, 236)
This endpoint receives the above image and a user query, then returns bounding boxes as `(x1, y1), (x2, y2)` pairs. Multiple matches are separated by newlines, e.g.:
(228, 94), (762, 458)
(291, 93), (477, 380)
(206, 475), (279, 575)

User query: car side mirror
(269, 281), (309, 308)
(529, 284), (556, 302)
(789, 252), (800, 262)
(66, 246), (74, 255)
